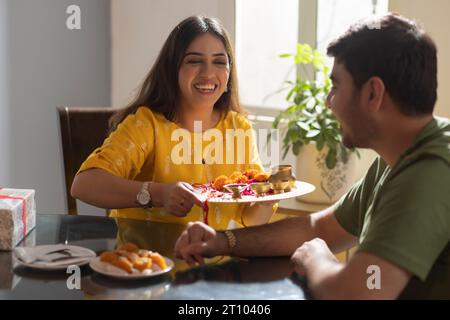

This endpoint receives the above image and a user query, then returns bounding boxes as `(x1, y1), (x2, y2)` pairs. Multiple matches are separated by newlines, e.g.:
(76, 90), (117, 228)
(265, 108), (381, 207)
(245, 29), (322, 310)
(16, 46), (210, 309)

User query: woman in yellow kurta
(71, 16), (275, 231)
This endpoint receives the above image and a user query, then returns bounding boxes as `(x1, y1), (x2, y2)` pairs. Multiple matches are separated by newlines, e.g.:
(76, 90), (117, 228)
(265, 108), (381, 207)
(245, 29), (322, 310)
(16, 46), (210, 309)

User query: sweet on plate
(99, 243), (168, 274)
(212, 170), (271, 191)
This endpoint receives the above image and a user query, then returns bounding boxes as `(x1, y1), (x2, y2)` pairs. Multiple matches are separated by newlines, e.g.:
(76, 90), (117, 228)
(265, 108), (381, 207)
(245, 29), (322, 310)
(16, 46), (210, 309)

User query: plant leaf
(312, 50), (325, 70)
(272, 115), (281, 128)
(306, 129), (320, 138)
(339, 143), (349, 164)
(295, 43), (313, 64)
(271, 42), (360, 161)
(296, 121), (310, 131)
(325, 148), (337, 169)
(311, 121), (321, 130)
(317, 133), (325, 151)
(292, 141), (304, 155)
(286, 86), (297, 101)
(306, 97), (316, 110)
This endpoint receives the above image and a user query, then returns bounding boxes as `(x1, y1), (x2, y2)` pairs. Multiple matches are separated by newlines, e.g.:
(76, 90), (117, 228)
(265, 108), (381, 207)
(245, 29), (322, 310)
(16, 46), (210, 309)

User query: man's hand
(290, 238), (338, 276)
(174, 222), (228, 266)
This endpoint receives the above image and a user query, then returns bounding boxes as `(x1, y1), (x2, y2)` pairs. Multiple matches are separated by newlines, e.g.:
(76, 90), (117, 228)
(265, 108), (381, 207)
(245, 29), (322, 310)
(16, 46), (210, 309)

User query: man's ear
(366, 77), (385, 111)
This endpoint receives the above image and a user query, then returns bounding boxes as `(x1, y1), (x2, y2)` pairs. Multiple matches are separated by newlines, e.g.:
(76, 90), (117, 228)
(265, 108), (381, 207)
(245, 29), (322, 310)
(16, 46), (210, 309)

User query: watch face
(137, 191), (150, 205)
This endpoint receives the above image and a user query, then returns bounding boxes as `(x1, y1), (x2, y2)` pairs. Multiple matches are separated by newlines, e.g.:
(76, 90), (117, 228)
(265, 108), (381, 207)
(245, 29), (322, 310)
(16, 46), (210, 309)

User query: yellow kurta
(77, 106), (266, 229)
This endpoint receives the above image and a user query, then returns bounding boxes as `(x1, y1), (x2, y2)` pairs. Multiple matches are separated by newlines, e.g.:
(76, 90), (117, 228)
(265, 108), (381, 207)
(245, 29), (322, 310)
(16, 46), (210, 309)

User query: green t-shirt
(334, 117), (450, 299)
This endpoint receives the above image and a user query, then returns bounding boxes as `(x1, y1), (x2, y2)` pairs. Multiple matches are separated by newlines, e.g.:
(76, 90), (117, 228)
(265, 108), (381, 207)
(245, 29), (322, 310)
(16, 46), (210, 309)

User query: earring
(224, 85), (229, 93)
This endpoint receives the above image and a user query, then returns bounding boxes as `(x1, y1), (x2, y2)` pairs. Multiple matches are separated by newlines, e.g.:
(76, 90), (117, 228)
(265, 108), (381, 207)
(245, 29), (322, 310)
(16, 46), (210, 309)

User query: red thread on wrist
(202, 199), (209, 225)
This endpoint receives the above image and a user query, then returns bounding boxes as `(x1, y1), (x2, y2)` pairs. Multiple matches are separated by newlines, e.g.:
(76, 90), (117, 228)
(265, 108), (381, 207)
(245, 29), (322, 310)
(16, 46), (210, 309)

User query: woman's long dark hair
(110, 15), (245, 130)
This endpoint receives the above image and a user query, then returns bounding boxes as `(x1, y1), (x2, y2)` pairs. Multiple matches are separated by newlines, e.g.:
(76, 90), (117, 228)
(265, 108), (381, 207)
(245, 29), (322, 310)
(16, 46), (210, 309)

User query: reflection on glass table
(0, 214), (308, 300)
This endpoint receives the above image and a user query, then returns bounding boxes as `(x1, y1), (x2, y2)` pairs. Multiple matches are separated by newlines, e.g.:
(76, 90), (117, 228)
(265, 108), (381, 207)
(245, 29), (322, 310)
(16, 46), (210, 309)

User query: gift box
(0, 188), (36, 251)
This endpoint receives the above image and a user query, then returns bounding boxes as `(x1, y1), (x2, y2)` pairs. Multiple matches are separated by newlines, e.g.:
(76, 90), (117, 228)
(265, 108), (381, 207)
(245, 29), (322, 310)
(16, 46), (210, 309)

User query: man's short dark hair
(327, 14), (437, 116)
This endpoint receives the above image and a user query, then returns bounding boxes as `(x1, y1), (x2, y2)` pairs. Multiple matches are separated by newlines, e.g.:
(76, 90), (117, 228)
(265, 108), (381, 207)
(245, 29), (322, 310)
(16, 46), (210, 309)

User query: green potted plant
(272, 43), (359, 204)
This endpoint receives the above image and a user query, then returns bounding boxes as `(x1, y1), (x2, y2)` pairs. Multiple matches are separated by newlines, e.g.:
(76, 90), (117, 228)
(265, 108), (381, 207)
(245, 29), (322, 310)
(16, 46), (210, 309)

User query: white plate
(206, 181), (315, 204)
(14, 245), (96, 271)
(89, 256), (174, 279)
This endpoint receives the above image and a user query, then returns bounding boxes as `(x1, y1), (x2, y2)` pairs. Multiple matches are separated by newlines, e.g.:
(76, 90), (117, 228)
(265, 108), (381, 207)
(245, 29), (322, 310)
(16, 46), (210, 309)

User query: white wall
(390, 0), (450, 118)
(111, 0), (235, 107)
(1, 0), (111, 214)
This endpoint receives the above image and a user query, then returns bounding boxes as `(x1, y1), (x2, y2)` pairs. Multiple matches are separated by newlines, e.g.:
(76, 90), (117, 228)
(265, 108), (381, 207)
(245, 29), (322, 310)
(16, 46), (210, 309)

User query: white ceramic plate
(14, 245), (96, 271)
(206, 181), (315, 204)
(89, 256), (174, 279)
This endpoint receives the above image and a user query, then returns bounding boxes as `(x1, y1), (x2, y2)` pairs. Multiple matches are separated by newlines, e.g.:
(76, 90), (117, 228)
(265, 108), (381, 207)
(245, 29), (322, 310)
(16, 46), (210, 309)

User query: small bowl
(272, 164), (293, 172)
(251, 182), (271, 197)
(224, 183), (248, 199)
(270, 165), (294, 182)
(288, 179), (296, 190)
(271, 181), (290, 194)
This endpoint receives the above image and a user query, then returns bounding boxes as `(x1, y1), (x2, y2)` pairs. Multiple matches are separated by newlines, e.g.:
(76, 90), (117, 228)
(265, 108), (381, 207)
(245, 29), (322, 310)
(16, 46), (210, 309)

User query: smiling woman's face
(178, 33), (230, 111)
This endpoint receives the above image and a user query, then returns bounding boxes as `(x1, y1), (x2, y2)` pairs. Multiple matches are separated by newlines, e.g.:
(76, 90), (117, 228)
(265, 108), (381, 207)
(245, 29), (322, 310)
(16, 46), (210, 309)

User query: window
(236, 0), (389, 112)
(235, 0), (299, 111)
(317, 0), (389, 71)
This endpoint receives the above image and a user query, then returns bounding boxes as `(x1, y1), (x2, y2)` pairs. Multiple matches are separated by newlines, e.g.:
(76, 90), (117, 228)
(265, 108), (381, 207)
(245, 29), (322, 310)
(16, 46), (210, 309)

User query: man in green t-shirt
(173, 14), (450, 299)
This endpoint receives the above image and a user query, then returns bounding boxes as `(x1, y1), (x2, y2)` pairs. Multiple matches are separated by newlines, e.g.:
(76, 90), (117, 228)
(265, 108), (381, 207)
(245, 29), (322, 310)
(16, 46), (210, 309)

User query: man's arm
(175, 206), (358, 263)
(230, 206), (357, 257)
(292, 239), (412, 299)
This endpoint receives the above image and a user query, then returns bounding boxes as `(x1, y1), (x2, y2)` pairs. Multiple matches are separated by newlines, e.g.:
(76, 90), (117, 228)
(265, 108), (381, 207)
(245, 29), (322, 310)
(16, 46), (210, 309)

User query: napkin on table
(14, 244), (95, 267)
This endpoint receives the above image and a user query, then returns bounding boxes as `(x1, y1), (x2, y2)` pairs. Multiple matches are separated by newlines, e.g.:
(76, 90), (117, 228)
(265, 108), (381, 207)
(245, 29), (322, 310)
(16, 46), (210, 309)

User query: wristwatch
(136, 181), (153, 209)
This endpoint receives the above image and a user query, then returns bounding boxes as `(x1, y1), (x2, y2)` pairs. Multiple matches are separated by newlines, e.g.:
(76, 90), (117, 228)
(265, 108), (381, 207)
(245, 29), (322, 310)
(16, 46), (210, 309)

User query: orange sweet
(99, 245), (166, 274)
(133, 257), (153, 272)
(243, 169), (259, 179)
(138, 249), (151, 258)
(229, 171), (243, 181)
(237, 175), (249, 183)
(113, 256), (134, 273)
(125, 252), (140, 264)
(212, 169), (269, 191)
(150, 252), (167, 270)
(254, 172), (271, 182)
(213, 175), (229, 190)
(100, 251), (118, 263)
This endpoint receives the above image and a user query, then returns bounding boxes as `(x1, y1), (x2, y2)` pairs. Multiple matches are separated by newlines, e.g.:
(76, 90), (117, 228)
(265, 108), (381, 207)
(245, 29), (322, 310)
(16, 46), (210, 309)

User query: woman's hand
(160, 182), (204, 217)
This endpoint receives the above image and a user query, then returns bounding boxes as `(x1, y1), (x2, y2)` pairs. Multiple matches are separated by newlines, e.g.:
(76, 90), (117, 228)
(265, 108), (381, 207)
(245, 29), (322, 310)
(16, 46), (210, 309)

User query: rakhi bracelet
(224, 230), (236, 254)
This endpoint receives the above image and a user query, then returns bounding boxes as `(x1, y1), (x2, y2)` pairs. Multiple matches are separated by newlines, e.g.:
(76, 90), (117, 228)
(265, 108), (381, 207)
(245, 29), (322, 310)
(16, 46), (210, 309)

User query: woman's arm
(71, 168), (202, 213)
(71, 168), (153, 209)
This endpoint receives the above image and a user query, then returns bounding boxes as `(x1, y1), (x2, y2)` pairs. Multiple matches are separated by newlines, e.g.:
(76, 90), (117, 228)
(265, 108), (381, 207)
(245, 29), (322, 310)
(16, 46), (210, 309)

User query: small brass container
(288, 179), (296, 189)
(271, 181), (290, 194)
(270, 165), (296, 192)
(251, 182), (271, 197)
(224, 183), (248, 199)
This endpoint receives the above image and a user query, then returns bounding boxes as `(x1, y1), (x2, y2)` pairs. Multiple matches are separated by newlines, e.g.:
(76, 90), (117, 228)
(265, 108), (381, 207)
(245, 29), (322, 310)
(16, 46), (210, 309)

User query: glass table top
(0, 214), (307, 300)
